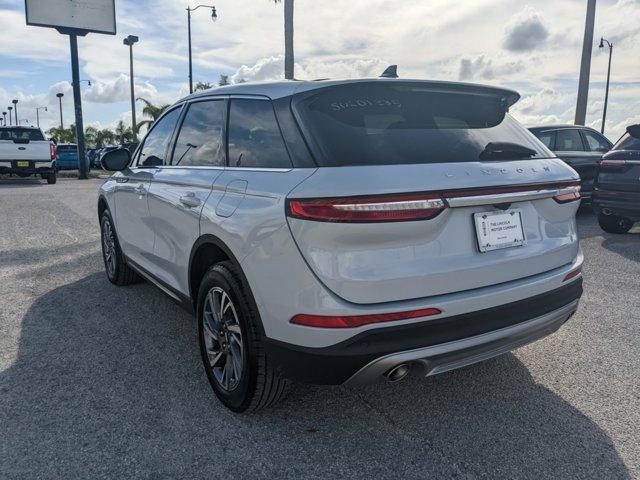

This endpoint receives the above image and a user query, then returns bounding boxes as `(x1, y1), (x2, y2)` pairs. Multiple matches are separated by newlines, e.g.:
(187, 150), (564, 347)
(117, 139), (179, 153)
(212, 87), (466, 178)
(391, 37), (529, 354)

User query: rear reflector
(563, 266), (582, 282)
(287, 194), (445, 223)
(553, 184), (581, 204)
(291, 307), (442, 328)
(50, 143), (57, 160)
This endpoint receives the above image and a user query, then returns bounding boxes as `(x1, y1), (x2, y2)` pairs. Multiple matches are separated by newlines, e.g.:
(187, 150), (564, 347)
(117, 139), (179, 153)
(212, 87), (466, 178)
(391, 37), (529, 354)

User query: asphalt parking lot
(1, 177), (638, 479)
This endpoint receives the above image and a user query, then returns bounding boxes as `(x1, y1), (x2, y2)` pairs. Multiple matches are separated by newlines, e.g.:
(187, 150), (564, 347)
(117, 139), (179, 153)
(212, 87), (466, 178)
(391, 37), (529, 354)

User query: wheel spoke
(227, 324), (241, 335)
(208, 350), (223, 367)
(229, 343), (242, 380)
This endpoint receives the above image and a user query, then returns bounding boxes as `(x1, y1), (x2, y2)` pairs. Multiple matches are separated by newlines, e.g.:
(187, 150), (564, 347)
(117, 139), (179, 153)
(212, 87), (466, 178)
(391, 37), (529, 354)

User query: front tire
(598, 212), (633, 234)
(197, 262), (288, 413)
(100, 210), (138, 285)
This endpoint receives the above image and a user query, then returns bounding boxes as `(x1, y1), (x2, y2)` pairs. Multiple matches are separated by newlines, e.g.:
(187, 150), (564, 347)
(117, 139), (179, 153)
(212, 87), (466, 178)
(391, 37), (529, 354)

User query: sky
(0, 0), (638, 141)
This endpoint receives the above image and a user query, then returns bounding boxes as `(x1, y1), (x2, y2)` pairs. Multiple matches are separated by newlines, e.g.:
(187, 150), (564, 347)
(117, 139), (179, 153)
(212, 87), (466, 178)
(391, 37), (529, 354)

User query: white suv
(98, 78), (583, 412)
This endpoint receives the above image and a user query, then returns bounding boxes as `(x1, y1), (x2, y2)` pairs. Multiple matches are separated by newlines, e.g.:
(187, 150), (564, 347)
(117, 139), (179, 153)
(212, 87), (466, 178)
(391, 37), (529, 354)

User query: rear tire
(100, 210), (138, 285)
(598, 212), (633, 234)
(197, 261), (289, 413)
(46, 171), (57, 184)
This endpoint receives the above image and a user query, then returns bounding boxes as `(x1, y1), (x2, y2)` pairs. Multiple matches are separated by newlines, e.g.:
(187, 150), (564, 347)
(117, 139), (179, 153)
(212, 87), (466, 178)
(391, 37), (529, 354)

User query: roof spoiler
(380, 65), (398, 78)
(626, 124), (640, 139)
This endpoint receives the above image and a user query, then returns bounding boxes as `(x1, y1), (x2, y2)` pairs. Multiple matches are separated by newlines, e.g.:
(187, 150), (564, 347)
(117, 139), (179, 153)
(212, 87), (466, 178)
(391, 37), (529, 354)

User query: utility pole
(56, 93), (65, 129)
(7, 107), (12, 126)
(575, 0), (596, 125)
(69, 35), (88, 179)
(599, 38), (613, 134)
(123, 35), (139, 139)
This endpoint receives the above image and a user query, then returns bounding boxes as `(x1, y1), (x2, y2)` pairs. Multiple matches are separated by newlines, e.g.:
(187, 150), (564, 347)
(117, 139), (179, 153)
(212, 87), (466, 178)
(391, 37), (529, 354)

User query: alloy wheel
(102, 218), (117, 277)
(202, 287), (244, 391)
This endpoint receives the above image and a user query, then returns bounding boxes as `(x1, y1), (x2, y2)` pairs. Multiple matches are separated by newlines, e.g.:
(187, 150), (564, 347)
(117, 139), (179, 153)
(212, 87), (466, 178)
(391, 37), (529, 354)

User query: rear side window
(582, 130), (612, 152)
(555, 129), (585, 152)
(293, 82), (550, 166)
(0, 128), (45, 141)
(614, 133), (640, 151)
(532, 130), (555, 149)
(173, 100), (226, 166)
(227, 99), (291, 168)
(138, 107), (181, 166)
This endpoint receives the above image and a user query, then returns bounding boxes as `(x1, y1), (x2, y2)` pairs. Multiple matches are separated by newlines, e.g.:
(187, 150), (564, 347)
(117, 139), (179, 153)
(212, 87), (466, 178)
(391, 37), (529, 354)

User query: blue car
(56, 143), (91, 171)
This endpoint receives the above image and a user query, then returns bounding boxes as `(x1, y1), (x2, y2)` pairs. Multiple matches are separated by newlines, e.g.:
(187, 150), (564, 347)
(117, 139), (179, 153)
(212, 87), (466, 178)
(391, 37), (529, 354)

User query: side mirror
(101, 148), (131, 171)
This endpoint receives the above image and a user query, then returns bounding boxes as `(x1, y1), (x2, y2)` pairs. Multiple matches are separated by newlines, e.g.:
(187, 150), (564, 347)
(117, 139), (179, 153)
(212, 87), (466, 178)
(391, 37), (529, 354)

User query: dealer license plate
(474, 209), (526, 253)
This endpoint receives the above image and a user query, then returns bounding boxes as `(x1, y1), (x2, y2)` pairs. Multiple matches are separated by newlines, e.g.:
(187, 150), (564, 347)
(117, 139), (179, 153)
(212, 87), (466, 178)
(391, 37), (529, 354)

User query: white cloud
(503, 6), (550, 52)
(83, 75), (159, 104)
(458, 55), (524, 81)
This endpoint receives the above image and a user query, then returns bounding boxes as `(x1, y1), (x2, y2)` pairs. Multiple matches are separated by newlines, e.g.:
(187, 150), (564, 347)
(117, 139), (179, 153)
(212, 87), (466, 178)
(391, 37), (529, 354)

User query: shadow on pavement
(0, 272), (632, 479)
(0, 178), (45, 188)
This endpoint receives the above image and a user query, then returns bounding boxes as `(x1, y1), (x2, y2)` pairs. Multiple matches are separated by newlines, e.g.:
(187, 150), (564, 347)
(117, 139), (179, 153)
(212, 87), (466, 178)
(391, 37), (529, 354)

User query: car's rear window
(614, 133), (640, 151)
(293, 82), (551, 166)
(0, 128), (45, 141)
(57, 145), (78, 152)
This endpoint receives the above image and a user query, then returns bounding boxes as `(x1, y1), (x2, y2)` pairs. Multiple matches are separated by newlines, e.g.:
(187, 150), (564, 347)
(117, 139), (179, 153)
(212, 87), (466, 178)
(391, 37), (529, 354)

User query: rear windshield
(293, 83), (551, 166)
(614, 133), (640, 151)
(58, 145), (78, 151)
(0, 128), (45, 141)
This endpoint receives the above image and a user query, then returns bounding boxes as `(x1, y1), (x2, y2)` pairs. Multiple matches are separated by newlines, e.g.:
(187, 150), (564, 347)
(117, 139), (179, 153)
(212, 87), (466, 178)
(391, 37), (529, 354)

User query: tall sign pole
(575, 0), (596, 126)
(24, 0), (116, 179)
(69, 34), (88, 179)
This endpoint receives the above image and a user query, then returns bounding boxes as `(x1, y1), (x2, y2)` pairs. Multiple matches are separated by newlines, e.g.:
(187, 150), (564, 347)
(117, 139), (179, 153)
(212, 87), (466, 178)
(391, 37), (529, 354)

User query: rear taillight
(287, 193), (446, 223)
(599, 159), (627, 168)
(50, 143), (57, 160)
(291, 307), (442, 328)
(553, 184), (581, 204)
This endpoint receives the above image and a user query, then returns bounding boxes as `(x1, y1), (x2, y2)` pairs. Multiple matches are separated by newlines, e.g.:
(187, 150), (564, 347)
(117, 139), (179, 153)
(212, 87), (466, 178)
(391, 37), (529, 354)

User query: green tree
(218, 74), (230, 86)
(136, 98), (171, 132)
(85, 126), (117, 148)
(194, 81), (213, 91)
(47, 125), (76, 143)
(273, 0), (294, 79)
(114, 120), (135, 144)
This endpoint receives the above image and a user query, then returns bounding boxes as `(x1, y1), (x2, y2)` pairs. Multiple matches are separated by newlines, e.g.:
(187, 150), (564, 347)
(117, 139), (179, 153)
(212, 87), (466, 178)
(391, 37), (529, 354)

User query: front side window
(138, 107), (181, 166)
(173, 100), (226, 166)
(293, 82), (551, 166)
(583, 130), (612, 152)
(227, 99), (291, 168)
(555, 129), (585, 152)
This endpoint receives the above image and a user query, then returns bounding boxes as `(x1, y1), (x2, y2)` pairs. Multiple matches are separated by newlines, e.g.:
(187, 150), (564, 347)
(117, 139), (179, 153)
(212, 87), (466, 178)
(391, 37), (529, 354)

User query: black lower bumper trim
(264, 280), (583, 385)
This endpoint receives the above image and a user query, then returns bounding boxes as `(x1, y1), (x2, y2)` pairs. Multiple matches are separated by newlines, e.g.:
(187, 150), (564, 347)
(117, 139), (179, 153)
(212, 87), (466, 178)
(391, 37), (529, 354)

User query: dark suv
(592, 125), (640, 234)
(529, 125), (613, 201)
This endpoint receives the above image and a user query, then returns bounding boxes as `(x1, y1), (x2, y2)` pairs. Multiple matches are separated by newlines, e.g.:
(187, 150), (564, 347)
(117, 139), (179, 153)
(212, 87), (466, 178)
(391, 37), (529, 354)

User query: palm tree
(47, 125), (76, 143)
(115, 120), (135, 144)
(136, 98), (171, 132)
(273, 0), (294, 79)
(194, 81), (214, 91)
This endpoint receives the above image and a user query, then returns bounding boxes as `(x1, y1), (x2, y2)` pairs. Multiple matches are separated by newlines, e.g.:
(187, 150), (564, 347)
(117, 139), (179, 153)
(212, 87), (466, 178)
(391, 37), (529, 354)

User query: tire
(46, 171), (57, 184)
(100, 210), (138, 285)
(598, 212), (633, 234)
(197, 261), (289, 413)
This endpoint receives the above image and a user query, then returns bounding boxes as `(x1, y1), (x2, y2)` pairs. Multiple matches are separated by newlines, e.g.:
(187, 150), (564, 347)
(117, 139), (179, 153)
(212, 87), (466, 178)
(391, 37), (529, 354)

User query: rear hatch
(285, 81), (581, 304)
(596, 131), (640, 193)
(0, 127), (50, 161)
(57, 145), (79, 166)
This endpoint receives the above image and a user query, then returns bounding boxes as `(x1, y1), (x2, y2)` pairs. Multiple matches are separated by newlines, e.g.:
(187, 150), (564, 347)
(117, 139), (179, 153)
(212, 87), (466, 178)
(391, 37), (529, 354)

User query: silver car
(98, 78), (584, 412)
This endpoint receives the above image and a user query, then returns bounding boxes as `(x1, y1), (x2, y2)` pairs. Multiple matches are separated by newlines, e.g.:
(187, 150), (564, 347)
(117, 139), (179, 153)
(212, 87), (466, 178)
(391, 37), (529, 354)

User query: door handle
(179, 192), (202, 208)
(134, 184), (147, 195)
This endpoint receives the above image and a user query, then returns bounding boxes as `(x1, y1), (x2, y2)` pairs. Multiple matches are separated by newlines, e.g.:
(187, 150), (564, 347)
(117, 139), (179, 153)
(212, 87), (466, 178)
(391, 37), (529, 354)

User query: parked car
(98, 78), (584, 412)
(592, 124), (640, 234)
(0, 126), (57, 183)
(56, 143), (90, 171)
(87, 148), (102, 169)
(96, 146), (118, 169)
(529, 125), (613, 201)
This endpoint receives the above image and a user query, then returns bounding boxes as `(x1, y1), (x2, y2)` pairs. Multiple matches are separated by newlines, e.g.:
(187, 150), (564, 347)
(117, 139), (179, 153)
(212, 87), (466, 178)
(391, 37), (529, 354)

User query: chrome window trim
(446, 187), (573, 207)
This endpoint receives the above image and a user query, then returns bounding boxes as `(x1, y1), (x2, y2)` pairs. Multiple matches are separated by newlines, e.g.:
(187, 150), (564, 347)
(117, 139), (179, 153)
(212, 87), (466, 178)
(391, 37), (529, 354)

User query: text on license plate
(17, 161), (29, 167)
(474, 209), (526, 253)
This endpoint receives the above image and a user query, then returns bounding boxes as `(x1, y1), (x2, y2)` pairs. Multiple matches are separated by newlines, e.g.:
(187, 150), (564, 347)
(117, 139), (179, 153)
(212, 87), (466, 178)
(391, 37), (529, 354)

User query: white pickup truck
(0, 126), (57, 184)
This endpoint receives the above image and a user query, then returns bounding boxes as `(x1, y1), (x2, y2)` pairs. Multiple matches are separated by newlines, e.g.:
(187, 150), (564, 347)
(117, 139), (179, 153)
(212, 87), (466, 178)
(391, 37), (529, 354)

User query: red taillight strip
(288, 193), (445, 223)
(50, 143), (57, 160)
(291, 307), (442, 329)
(563, 266), (582, 282)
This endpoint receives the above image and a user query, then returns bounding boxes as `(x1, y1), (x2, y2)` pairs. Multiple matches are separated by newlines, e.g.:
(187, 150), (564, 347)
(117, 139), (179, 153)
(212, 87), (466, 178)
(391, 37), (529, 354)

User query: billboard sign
(25, 0), (116, 35)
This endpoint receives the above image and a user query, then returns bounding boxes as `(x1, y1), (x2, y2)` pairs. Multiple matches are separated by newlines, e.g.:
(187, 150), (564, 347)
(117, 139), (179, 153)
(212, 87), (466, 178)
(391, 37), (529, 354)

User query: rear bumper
(0, 161), (55, 175)
(264, 279), (583, 385)
(592, 188), (640, 220)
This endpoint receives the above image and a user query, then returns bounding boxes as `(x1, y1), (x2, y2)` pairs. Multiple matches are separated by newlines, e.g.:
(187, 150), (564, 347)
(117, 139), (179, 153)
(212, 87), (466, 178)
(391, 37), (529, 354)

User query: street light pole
(36, 106), (48, 128)
(7, 107), (13, 126)
(56, 93), (65, 129)
(186, 4), (217, 94)
(599, 38), (613, 134)
(12, 100), (18, 125)
(123, 35), (139, 140)
(2, 112), (6, 126)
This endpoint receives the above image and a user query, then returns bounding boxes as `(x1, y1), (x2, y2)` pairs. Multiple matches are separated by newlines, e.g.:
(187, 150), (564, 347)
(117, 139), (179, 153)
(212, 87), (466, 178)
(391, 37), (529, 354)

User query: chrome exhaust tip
(385, 364), (411, 382)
